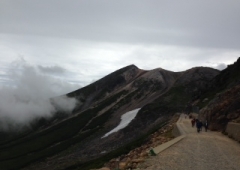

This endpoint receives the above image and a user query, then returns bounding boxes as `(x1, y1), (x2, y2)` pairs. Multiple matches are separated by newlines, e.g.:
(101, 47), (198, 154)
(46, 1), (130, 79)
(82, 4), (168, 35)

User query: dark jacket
(197, 121), (202, 128)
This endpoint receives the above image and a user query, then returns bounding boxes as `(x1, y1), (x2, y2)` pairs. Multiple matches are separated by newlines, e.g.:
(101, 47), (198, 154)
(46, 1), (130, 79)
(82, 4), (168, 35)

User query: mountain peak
(124, 64), (139, 70)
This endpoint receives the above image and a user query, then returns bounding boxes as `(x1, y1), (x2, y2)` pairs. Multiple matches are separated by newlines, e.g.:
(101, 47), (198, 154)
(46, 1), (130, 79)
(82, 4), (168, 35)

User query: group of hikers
(191, 118), (208, 132)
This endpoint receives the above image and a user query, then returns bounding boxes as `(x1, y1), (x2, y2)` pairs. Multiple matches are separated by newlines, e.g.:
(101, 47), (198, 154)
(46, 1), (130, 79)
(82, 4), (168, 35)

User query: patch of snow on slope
(102, 108), (141, 138)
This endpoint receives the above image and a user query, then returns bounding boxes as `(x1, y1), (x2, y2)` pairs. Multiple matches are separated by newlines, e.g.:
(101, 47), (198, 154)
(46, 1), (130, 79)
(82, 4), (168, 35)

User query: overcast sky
(1, 0), (240, 93)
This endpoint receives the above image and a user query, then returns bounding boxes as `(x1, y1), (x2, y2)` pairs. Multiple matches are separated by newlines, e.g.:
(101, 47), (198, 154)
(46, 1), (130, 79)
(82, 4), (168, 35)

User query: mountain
(198, 58), (240, 131)
(0, 64), (219, 170)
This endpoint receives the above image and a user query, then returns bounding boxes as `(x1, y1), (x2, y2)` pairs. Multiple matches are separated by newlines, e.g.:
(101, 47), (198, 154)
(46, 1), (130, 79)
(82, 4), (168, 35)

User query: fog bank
(0, 59), (79, 131)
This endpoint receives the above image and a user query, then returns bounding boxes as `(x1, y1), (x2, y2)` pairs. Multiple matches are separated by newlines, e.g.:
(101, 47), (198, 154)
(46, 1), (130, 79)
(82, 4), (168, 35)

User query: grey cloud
(38, 65), (66, 74)
(215, 63), (227, 70)
(0, 59), (78, 131)
(1, 1), (240, 49)
(51, 96), (77, 113)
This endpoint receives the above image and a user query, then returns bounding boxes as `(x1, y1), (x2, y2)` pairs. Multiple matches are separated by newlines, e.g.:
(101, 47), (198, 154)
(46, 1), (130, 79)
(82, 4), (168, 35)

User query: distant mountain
(0, 63), (220, 170)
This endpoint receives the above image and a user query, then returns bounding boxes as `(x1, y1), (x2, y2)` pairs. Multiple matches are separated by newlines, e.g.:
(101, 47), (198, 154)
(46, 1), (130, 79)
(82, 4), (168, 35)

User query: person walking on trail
(199, 120), (203, 131)
(204, 120), (208, 132)
(191, 118), (196, 127)
(196, 119), (202, 133)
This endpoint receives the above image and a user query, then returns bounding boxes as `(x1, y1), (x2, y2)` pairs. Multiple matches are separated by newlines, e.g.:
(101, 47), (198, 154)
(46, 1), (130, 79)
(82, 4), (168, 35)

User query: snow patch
(102, 108), (141, 138)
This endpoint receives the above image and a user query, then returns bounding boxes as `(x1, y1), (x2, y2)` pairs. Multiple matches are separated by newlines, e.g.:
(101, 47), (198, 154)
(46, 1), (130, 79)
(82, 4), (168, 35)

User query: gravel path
(138, 114), (240, 170)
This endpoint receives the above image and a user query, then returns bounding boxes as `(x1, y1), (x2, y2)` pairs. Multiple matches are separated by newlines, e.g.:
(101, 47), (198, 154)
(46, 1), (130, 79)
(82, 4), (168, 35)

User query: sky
(0, 1), (240, 129)
(0, 0), (240, 90)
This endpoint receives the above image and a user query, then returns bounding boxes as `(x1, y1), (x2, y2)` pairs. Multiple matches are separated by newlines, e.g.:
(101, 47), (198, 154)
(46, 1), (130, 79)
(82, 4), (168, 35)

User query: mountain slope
(0, 64), (219, 170)
(198, 58), (240, 131)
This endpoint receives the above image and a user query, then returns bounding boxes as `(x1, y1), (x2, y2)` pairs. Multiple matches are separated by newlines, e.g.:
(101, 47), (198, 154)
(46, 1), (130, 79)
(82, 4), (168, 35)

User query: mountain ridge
(0, 62), (224, 170)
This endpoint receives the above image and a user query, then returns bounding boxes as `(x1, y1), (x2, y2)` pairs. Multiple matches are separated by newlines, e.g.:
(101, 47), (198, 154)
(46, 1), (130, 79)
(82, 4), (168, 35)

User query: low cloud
(38, 65), (66, 75)
(215, 63), (227, 70)
(0, 59), (79, 131)
(51, 96), (77, 113)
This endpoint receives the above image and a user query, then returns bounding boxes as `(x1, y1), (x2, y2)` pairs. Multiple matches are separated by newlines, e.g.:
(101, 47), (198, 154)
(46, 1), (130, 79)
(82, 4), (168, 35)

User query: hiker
(204, 120), (208, 132)
(199, 120), (203, 131)
(196, 119), (202, 133)
(191, 118), (195, 127)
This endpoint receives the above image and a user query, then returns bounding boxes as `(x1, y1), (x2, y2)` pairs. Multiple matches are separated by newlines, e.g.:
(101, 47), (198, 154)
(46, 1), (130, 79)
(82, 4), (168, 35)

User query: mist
(0, 59), (79, 131)
(215, 63), (227, 70)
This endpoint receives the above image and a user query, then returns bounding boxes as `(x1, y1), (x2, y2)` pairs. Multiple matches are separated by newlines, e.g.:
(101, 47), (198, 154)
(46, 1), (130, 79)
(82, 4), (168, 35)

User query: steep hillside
(198, 57), (240, 131)
(67, 65), (145, 112)
(129, 67), (219, 135)
(0, 64), (219, 170)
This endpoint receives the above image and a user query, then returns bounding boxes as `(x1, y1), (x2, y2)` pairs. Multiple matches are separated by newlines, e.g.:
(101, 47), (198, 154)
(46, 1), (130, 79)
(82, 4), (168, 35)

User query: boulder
(119, 162), (127, 170)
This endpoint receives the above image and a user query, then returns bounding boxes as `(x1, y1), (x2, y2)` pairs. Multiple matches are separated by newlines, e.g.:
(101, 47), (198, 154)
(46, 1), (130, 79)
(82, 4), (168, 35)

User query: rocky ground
(96, 114), (240, 170)
(137, 115), (240, 170)
(200, 84), (240, 131)
(94, 115), (179, 170)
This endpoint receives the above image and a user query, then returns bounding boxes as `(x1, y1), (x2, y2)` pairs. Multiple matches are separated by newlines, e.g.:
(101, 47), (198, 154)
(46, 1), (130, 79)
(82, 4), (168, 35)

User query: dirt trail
(138, 114), (240, 170)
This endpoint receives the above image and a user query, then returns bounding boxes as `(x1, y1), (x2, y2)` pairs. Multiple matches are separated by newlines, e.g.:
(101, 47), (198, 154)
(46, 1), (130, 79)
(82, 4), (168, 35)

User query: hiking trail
(138, 114), (240, 170)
